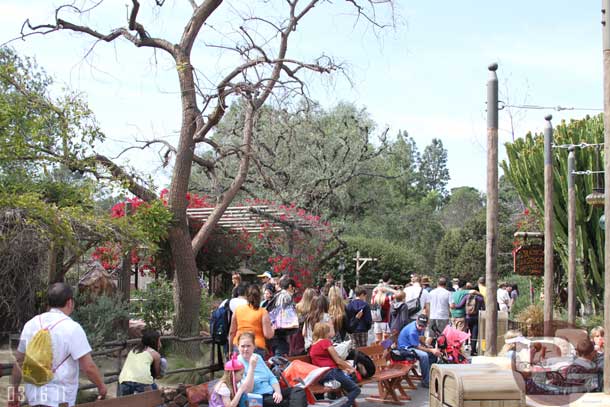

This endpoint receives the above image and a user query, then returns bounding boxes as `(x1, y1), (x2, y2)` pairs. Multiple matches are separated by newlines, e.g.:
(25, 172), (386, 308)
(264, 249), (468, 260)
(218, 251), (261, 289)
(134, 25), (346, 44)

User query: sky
(0, 0), (603, 193)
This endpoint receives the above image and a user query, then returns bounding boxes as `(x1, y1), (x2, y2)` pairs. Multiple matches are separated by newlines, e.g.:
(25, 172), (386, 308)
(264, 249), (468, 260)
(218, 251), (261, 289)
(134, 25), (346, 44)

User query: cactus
(501, 114), (604, 309)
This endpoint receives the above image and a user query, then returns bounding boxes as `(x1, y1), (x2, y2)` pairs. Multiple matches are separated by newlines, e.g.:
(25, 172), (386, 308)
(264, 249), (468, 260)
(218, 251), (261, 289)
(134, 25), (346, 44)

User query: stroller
(432, 325), (470, 364)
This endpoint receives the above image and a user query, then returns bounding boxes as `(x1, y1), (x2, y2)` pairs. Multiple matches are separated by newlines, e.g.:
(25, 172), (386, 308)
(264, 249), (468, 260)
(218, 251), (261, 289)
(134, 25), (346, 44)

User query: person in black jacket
(346, 287), (372, 347)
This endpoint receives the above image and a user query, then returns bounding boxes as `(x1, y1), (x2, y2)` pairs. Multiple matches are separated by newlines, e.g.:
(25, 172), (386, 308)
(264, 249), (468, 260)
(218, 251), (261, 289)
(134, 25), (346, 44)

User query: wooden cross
(353, 250), (377, 286)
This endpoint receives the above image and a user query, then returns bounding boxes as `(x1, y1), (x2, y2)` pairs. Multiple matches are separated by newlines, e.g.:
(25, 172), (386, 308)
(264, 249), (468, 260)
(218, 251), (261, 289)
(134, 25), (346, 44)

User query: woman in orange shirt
(229, 284), (274, 357)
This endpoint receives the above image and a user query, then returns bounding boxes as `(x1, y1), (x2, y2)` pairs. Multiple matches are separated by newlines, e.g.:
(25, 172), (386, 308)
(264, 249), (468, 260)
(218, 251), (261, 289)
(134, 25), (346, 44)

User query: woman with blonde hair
(208, 353), (257, 407)
(371, 285), (392, 342)
(303, 295), (333, 351)
(296, 288), (317, 320)
(328, 286), (349, 342)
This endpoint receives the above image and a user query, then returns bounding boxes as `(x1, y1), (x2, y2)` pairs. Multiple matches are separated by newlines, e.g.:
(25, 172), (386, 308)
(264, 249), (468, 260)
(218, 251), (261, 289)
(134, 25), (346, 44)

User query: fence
(1, 334), (225, 394)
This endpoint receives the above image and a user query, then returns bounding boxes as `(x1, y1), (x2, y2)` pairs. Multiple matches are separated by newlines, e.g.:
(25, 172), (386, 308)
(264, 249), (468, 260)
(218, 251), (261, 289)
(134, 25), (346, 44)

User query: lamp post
(338, 257), (346, 291)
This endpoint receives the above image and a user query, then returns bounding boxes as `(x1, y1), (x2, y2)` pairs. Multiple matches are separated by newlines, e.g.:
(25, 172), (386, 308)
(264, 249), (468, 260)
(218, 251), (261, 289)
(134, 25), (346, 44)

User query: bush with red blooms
(91, 191), (334, 287)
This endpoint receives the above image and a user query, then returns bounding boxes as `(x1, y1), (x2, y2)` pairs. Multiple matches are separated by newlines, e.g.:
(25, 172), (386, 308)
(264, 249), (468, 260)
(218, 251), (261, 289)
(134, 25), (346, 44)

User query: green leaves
(501, 115), (605, 307)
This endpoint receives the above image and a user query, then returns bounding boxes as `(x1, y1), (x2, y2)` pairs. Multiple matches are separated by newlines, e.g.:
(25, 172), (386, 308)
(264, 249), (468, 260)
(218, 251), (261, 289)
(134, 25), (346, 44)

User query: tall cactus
(501, 114), (604, 309)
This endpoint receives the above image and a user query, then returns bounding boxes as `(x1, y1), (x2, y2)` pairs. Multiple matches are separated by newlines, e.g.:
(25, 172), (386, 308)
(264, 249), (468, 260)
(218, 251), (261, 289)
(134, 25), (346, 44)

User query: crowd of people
(211, 270), (519, 401)
(10, 272), (603, 407)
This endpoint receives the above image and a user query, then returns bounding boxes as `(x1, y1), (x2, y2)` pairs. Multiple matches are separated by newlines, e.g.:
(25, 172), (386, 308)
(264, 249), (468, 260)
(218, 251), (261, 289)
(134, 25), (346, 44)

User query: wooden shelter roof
(186, 205), (321, 233)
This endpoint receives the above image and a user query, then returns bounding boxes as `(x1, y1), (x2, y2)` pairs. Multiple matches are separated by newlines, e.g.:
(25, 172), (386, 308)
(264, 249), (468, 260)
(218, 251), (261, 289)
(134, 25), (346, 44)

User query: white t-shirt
(428, 287), (451, 319)
(229, 297), (248, 313)
(18, 309), (92, 407)
(497, 288), (510, 311)
(403, 283), (430, 319)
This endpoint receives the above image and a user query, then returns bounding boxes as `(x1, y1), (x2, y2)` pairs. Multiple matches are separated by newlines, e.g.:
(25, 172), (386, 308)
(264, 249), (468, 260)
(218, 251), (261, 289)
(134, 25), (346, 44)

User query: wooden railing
(1, 334), (225, 392)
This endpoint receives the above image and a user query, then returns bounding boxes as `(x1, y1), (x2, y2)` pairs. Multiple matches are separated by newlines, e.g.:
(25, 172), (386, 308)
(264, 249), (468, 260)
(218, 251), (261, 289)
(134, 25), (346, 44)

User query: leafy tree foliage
(418, 138), (450, 197)
(193, 101), (389, 217)
(439, 187), (485, 230)
(501, 115), (605, 307)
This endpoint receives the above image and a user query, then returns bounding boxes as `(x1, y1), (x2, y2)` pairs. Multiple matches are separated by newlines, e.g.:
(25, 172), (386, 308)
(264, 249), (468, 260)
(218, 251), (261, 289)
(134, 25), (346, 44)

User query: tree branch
(93, 154), (157, 202)
(181, 0), (223, 55)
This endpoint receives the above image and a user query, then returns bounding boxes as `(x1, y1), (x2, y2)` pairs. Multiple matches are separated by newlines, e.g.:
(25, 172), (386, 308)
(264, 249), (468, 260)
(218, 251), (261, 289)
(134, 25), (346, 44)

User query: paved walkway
(356, 381), (429, 406)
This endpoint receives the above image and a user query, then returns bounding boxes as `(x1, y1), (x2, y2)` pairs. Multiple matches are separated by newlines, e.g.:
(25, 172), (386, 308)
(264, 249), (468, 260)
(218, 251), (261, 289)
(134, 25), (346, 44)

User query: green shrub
(328, 235), (417, 287)
(130, 280), (174, 332)
(72, 293), (129, 348)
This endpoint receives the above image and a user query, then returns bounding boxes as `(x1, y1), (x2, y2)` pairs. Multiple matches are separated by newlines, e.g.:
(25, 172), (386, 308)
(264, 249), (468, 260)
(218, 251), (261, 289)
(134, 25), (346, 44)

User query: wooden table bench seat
(287, 344), (415, 405)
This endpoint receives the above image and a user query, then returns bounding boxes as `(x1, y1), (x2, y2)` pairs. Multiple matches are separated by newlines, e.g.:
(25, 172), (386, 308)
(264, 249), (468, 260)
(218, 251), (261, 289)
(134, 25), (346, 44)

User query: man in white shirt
(428, 277), (452, 335)
(403, 275), (430, 320)
(497, 282), (511, 312)
(10, 283), (107, 407)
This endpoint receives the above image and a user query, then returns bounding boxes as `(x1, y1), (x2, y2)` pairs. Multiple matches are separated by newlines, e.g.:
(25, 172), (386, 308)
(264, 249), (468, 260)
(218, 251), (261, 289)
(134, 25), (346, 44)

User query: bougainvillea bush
(92, 192), (336, 289)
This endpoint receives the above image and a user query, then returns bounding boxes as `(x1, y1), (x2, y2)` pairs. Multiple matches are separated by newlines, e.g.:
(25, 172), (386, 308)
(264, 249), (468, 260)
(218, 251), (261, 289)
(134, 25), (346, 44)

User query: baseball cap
(416, 314), (429, 326)
(257, 271), (272, 279)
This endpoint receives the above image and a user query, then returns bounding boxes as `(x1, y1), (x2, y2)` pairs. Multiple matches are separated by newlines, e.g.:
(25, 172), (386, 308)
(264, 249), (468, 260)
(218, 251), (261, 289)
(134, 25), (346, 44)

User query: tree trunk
(167, 55), (202, 355)
(48, 241), (65, 284)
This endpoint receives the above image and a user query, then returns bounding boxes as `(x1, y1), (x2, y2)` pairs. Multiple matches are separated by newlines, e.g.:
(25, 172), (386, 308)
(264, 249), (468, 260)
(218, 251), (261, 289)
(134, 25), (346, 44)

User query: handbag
(405, 288), (423, 318)
(370, 304), (382, 322)
(333, 340), (353, 360)
(269, 304), (299, 330)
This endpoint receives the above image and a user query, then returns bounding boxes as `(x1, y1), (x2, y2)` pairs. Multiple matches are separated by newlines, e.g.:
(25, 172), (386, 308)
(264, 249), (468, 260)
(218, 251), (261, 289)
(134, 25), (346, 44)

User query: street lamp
(338, 257), (346, 291)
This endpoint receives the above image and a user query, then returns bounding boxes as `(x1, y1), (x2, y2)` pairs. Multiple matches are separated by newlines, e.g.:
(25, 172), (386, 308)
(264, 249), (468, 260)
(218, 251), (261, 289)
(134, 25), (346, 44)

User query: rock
(173, 394), (188, 406)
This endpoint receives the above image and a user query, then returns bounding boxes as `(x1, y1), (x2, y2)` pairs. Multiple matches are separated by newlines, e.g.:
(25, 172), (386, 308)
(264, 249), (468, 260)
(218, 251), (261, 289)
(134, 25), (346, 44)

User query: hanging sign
(513, 244), (544, 276)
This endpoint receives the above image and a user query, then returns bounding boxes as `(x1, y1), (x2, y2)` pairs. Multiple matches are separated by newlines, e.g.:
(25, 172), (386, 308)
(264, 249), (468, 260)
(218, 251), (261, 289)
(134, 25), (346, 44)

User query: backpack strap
(46, 317), (71, 372)
(417, 288), (424, 300)
(47, 317), (69, 330)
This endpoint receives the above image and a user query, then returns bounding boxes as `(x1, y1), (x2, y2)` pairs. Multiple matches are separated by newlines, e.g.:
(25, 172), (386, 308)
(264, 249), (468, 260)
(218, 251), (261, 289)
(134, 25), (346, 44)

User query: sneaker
(324, 380), (341, 390)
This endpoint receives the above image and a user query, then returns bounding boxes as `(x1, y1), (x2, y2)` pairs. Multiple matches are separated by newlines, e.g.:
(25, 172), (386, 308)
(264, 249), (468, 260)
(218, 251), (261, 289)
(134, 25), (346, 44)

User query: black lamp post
(338, 257), (346, 290)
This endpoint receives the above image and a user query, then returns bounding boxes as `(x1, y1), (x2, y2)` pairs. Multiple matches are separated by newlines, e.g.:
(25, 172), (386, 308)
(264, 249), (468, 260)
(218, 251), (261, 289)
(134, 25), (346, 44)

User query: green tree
(439, 186), (485, 230)
(19, 1), (394, 345)
(419, 138), (450, 197)
(501, 115), (605, 308)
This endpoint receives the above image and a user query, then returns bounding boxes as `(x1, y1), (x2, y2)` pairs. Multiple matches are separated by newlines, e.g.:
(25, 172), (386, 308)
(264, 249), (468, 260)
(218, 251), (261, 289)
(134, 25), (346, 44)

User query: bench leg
(364, 379), (406, 405)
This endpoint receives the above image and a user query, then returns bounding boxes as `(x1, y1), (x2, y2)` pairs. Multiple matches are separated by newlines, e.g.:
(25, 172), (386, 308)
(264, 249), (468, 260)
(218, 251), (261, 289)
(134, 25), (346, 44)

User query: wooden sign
(514, 244), (544, 276)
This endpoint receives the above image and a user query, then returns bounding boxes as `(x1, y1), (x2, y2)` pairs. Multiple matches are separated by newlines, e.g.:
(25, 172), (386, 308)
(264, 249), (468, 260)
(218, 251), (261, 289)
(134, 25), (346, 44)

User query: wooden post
(543, 115), (554, 337)
(601, 0), (610, 393)
(567, 147), (577, 325)
(352, 250), (377, 287)
(485, 63), (499, 356)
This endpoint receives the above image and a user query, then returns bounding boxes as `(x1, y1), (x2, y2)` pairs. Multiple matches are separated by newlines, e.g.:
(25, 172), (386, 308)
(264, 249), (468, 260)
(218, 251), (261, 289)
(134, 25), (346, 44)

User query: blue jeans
(119, 381), (151, 395)
(321, 368), (361, 407)
(409, 348), (437, 386)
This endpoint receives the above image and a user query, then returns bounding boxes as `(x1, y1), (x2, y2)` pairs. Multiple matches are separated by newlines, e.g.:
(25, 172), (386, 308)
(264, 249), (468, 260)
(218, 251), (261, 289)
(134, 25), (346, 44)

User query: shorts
(373, 322), (390, 334)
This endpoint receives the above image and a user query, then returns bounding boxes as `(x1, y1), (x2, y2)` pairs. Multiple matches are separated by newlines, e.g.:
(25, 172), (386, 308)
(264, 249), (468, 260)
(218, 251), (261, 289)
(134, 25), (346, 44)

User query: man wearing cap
(421, 276), (433, 293)
(257, 271), (273, 286)
(397, 315), (440, 388)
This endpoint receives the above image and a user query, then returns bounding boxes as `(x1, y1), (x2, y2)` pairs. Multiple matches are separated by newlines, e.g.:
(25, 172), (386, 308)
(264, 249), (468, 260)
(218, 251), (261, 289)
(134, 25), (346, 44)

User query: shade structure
(186, 205), (323, 233)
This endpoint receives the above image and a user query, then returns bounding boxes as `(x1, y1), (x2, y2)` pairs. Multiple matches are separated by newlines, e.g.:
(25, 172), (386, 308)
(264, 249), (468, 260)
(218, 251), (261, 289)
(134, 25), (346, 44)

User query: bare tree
(19, 0), (393, 343)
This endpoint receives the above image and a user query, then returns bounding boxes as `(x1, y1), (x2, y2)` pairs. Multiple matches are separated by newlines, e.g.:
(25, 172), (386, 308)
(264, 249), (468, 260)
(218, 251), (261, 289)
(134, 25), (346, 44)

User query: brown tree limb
(93, 154), (157, 202)
(180, 0), (223, 55)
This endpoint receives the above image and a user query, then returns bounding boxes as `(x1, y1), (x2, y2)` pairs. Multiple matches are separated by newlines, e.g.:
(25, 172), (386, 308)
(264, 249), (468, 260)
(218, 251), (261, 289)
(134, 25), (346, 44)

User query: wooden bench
(77, 390), (163, 407)
(288, 345), (414, 405)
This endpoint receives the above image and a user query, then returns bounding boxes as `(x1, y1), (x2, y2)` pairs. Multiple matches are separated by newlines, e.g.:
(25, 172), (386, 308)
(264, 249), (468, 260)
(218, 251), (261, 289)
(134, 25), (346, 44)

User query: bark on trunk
(48, 242), (65, 284)
(167, 55), (202, 352)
